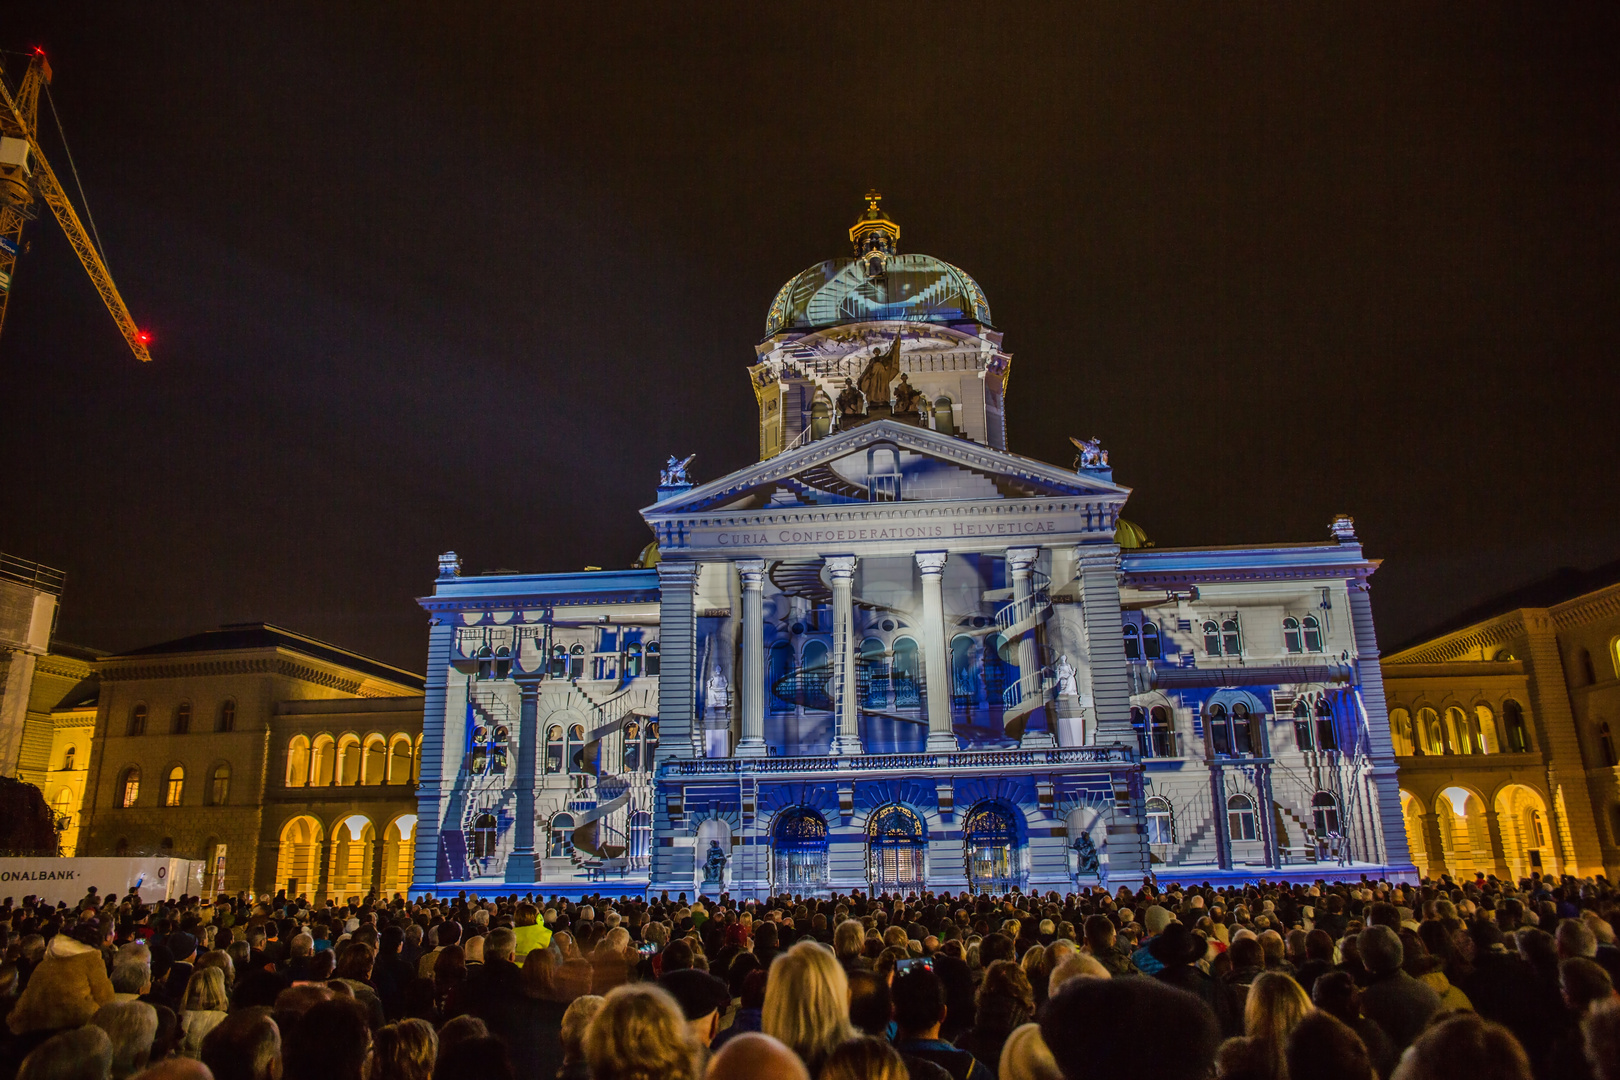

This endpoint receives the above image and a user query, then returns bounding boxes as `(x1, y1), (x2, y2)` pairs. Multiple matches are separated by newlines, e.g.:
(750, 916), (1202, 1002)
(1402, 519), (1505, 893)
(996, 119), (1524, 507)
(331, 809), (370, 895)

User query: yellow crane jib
(0, 50), (151, 363)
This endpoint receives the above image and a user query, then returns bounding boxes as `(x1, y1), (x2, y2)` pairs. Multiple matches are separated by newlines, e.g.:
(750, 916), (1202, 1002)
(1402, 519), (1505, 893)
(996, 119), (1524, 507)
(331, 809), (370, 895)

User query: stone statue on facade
(661, 454), (696, 487)
(892, 373), (923, 417)
(857, 334), (903, 405)
(1073, 831), (1100, 877)
(706, 668), (729, 714)
(1069, 436), (1108, 471)
(1054, 655), (1079, 698)
(703, 839), (728, 884)
(836, 378), (865, 418)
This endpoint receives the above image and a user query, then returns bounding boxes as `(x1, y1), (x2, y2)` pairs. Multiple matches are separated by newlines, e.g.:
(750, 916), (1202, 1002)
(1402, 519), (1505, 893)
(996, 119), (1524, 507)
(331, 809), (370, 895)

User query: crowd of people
(0, 873), (1617, 1080)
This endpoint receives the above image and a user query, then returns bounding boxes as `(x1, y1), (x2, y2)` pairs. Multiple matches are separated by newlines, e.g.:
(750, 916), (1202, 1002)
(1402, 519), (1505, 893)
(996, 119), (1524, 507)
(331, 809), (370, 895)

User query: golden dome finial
(850, 189), (900, 256)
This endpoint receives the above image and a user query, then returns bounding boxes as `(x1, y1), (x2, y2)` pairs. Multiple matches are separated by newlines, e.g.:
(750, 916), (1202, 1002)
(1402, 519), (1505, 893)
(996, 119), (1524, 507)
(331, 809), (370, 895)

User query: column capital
(1073, 543), (1121, 570)
(824, 555), (858, 580)
(735, 558), (766, 589)
(1006, 547), (1039, 574)
(914, 551), (948, 577)
(656, 561), (702, 587)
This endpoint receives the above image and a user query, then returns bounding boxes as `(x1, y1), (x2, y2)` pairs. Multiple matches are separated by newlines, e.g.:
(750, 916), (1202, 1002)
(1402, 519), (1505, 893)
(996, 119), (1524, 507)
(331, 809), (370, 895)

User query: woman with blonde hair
(999, 1023), (1062, 1080)
(762, 940), (854, 1077)
(177, 966), (228, 1058)
(367, 1019), (437, 1080)
(583, 983), (701, 1080)
(1215, 971), (1312, 1080)
(821, 1036), (907, 1080)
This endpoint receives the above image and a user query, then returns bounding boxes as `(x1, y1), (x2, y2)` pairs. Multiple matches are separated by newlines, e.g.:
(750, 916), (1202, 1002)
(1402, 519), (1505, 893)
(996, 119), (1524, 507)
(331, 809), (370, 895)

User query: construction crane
(0, 48), (150, 363)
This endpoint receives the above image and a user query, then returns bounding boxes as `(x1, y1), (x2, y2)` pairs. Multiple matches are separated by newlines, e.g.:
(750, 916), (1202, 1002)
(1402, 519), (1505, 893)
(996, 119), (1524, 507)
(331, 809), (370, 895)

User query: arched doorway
(381, 815), (417, 897)
(1494, 784), (1554, 879)
(329, 815), (375, 899)
(1400, 791), (1429, 878)
(1435, 787), (1486, 877)
(867, 804), (927, 892)
(276, 816), (323, 897)
(771, 807), (829, 892)
(964, 801), (1024, 894)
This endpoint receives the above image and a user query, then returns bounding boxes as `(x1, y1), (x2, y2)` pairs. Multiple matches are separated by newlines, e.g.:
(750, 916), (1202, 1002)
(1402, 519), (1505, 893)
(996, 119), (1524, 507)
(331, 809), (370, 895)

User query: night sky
(3, 4), (1617, 672)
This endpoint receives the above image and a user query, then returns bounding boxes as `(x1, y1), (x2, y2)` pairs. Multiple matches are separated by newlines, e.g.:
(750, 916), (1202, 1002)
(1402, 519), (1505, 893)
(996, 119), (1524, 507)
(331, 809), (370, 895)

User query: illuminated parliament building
(412, 196), (1415, 896)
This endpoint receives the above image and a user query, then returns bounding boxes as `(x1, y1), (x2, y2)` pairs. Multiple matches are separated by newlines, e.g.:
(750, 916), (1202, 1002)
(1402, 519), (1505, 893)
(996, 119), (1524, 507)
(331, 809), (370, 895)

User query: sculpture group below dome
(765, 253), (993, 337)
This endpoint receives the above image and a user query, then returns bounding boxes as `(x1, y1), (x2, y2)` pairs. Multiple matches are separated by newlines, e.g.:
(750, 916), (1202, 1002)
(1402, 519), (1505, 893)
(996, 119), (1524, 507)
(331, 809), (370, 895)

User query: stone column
(1006, 547), (1051, 747)
(414, 617), (456, 893)
(1481, 807), (1512, 880)
(505, 680), (541, 883)
(1420, 812), (1448, 878)
(736, 560), (767, 758)
(316, 834), (333, 902)
(650, 561), (702, 893)
(826, 556), (863, 756)
(1074, 545), (1134, 742)
(1210, 766), (1233, 871)
(916, 552), (957, 753)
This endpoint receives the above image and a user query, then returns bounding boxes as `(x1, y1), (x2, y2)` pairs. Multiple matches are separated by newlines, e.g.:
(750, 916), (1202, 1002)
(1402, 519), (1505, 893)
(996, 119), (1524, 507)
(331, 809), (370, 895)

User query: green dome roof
(1115, 519), (1151, 550)
(764, 254), (993, 337)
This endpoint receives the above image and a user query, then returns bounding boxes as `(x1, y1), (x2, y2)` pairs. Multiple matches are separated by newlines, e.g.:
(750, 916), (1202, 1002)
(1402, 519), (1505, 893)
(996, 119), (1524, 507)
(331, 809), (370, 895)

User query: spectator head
(130, 1061), (212, 1080)
(460, 937), (484, 965)
(1228, 936), (1264, 970)
(1391, 1013), (1530, 1080)
(891, 967), (947, 1037)
(660, 969), (731, 1047)
(1041, 973), (1219, 1080)
(1284, 1011), (1374, 1080)
(365, 1021), (434, 1080)
(484, 928), (515, 964)
(332, 945), (374, 983)
(819, 1036), (905, 1080)
(1561, 958), (1615, 1017)
(1305, 929), (1335, 961)
(1257, 930), (1286, 967)
(200, 1008), (281, 1080)
(845, 969), (892, 1036)
(1049, 954), (1109, 997)
(976, 960), (1034, 1030)
(431, 1037), (510, 1080)
(282, 997), (370, 1080)
(1310, 971), (1361, 1022)
(1147, 923), (1206, 970)
(833, 919), (864, 963)
(92, 1002), (159, 1080)
(1358, 925), (1403, 977)
(433, 1017), (486, 1059)
(184, 968), (229, 1014)
(111, 959), (152, 996)
(980, 933), (1016, 966)
(661, 938), (695, 973)
(1082, 915), (1116, 953)
(558, 995), (605, 1066)
(1557, 918), (1599, 960)
(584, 983), (702, 1080)
(762, 941), (853, 1076)
(435, 922), (461, 949)
(1241, 971), (1311, 1080)
(999, 1022), (1062, 1080)
(703, 1032), (809, 1080)
(1585, 997), (1620, 1080)
(19, 1026), (114, 1080)
(197, 951), (235, 988)
(1144, 906), (1174, 937)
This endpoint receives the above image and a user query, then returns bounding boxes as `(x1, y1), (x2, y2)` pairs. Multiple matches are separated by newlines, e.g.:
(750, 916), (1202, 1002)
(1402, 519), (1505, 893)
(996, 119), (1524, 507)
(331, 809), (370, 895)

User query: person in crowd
(710, 969), (766, 1051)
(1547, 958), (1616, 1080)
(659, 969), (731, 1050)
(583, 983), (702, 1080)
(996, 1023), (1060, 1080)
(9, 922), (117, 1036)
(431, 1016), (485, 1061)
(1310, 971), (1395, 1079)
(1356, 925), (1441, 1054)
(1150, 922), (1236, 1035)
(1390, 1012), (1531, 1080)
(703, 1031), (809, 1080)
(557, 995), (604, 1080)
(891, 966), (986, 1080)
(956, 961), (1033, 1072)
(282, 998), (370, 1080)
(199, 1008), (282, 1080)
(91, 1001), (159, 1080)
(177, 968), (229, 1059)
(1282, 1011), (1375, 1080)
(1041, 974), (1220, 1080)
(1213, 971), (1310, 1080)
(1585, 996), (1620, 1080)
(820, 1036), (907, 1080)
(366, 1020), (434, 1080)
(430, 1036), (510, 1080)
(761, 941), (853, 1078)
(833, 921), (868, 976)
(18, 1026), (114, 1080)
(1079, 916), (1134, 978)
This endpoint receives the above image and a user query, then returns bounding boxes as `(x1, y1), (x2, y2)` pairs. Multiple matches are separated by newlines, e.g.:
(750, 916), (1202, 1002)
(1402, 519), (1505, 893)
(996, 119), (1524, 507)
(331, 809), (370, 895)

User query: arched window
(1312, 792), (1340, 836)
(860, 637), (889, 708)
(165, 766), (185, 807)
(1222, 619), (1242, 656)
(1302, 615), (1324, 653)
(548, 813), (575, 858)
(388, 738), (413, 784)
(471, 811), (498, 859)
(932, 396), (956, 436)
(772, 807), (829, 890)
(1294, 701), (1314, 751)
(646, 642), (660, 676)
(568, 724), (586, 773)
(1123, 624), (1141, 660)
(646, 721), (659, 761)
(866, 445), (902, 501)
(1447, 707), (1474, 755)
(629, 811), (653, 869)
(218, 700), (236, 733)
(61, 745), (76, 772)
(867, 805), (927, 891)
(545, 725), (563, 773)
(173, 703), (192, 735)
(810, 395), (832, 439)
(1389, 708), (1414, 756)
(623, 722), (641, 772)
(625, 642), (643, 679)
(1231, 703), (1253, 754)
(286, 736), (310, 787)
(1209, 703), (1253, 756)
(1600, 722), (1617, 768)
(1503, 700), (1530, 752)
(769, 642), (795, 711)
(964, 801), (1022, 893)
(569, 644), (586, 680)
(363, 736), (388, 784)
(1416, 707), (1446, 755)
(490, 726), (509, 773)
(950, 636), (978, 710)
(494, 646), (512, 681)
(1130, 706), (1149, 757)
(120, 767), (140, 808)
(1208, 703), (1230, 755)
(1142, 621), (1162, 660)
(209, 764), (230, 806)
(550, 645), (568, 678)
(1227, 794), (1257, 841)
(128, 704), (147, 737)
(1202, 621), (1222, 656)
(1315, 698), (1338, 752)
(1530, 809), (1548, 847)
(476, 646), (494, 680)
(1150, 706), (1174, 757)
(469, 726), (488, 775)
(1146, 797), (1174, 845)
(1283, 617), (1303, 655)
(891, 637), (921, 707)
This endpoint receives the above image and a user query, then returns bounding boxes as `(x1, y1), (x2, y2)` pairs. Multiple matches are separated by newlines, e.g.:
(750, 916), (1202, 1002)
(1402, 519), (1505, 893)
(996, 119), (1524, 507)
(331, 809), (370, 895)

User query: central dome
(763, 193), (993, 338)
(764, 254), (993, 337)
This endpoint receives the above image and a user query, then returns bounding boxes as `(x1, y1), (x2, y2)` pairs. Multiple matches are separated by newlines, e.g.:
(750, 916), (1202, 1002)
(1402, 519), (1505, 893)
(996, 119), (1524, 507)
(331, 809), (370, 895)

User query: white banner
(0, 858), (204, 907)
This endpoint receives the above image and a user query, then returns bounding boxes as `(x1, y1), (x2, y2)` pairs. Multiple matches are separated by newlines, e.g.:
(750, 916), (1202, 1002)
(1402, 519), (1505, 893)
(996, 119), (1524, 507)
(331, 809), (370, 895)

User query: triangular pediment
(643, 421), (1128, 518)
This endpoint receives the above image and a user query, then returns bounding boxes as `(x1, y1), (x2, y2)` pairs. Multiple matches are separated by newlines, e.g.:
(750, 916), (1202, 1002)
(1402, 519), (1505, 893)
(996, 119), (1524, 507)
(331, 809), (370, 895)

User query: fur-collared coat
(6, 934), (115, 1034)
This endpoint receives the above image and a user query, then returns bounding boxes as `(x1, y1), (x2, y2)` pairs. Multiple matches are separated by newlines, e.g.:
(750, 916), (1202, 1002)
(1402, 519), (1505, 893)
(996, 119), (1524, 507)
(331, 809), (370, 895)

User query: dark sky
(3, 3), (1618, 672)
